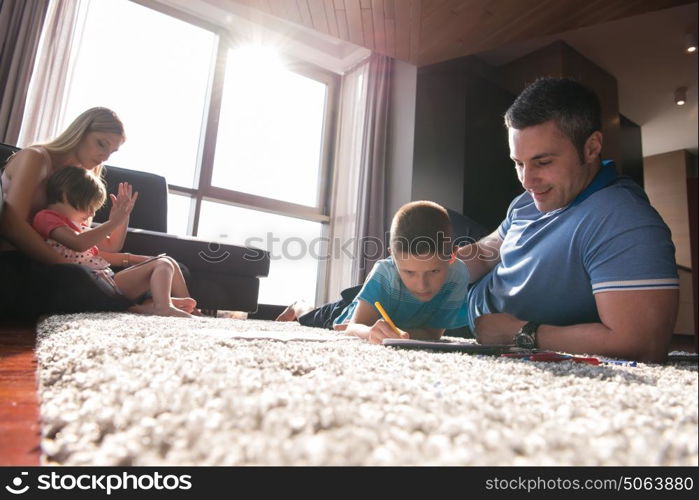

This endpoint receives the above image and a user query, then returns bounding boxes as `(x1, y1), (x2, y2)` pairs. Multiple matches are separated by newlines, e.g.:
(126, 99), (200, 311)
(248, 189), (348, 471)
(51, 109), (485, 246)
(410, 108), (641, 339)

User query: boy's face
(393, 252), (451, 302)
(51, 199), (95, 227)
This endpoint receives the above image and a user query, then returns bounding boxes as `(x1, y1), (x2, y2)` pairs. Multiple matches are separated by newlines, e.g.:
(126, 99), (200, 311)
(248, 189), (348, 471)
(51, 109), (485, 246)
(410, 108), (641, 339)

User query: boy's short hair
(390, 201), (453, 257)
(504, 77), (602, 162)
(46, 165), (106, 212)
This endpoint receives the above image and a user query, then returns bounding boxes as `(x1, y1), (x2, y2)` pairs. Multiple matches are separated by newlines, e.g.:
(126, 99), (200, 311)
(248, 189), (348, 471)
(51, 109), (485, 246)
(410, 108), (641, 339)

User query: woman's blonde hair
(40, 107), (125, 177)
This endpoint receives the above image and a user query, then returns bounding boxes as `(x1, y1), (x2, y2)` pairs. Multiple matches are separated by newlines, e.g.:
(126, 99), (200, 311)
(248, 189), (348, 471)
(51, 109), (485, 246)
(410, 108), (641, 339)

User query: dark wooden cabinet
(413, 56), (519, 232)
(620, 114), (643, 187)
(463, 71), (520, 231)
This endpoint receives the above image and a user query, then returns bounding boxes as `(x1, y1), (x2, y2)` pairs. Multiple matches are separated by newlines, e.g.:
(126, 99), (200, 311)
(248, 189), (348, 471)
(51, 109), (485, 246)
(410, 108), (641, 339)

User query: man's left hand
(474, 313), (527, 345)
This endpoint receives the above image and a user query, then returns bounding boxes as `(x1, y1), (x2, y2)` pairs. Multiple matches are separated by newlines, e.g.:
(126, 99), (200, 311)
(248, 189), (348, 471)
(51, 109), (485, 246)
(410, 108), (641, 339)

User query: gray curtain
(18, 0), (85, 147)
(0, 0), (50, 145)
(353, 54), (392, 283)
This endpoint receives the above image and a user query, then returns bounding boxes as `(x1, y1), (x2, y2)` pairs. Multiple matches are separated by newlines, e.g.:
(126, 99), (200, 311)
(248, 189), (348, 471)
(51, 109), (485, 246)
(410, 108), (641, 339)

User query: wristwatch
(514, 321), (540, 349)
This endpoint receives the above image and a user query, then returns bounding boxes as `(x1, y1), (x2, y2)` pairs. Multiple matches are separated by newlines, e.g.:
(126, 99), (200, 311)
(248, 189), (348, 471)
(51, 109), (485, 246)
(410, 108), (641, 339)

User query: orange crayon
(374, 301), (404, 337)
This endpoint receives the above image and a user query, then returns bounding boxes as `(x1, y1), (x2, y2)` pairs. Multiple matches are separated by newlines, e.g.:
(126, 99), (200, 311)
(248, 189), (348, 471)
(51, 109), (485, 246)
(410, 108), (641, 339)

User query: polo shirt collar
(568, 160), (617, 208)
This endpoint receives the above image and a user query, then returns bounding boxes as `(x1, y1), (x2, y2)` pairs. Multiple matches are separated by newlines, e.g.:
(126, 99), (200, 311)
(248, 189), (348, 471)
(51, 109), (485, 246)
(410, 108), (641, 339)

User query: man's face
(393, 252), (451, 302)
(508, 120), (598, 212)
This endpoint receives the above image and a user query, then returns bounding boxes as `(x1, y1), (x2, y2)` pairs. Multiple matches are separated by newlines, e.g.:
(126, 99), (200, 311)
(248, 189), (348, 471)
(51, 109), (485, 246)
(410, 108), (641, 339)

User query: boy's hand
(368, 320), (409, 344)
(108, 182), (138, 225)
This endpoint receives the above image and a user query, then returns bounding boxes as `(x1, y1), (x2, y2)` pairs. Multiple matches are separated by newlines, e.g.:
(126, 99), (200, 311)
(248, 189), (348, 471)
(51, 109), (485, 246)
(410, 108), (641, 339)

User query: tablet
(382, 338), (529, 355)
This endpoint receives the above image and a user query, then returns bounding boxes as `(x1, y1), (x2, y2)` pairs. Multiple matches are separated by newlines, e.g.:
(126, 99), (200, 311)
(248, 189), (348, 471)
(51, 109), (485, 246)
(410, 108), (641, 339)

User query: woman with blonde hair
(1, 107), (131, 263)
(0, 107), (158, 318)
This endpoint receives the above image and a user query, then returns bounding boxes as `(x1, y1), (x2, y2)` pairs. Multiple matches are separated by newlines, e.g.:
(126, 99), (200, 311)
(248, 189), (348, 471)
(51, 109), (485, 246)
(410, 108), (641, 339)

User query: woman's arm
(0, 150), (66, 264)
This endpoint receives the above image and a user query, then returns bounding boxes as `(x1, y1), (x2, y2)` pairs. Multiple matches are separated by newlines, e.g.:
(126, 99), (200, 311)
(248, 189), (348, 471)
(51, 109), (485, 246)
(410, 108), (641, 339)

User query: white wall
(385, 59), (417, 230)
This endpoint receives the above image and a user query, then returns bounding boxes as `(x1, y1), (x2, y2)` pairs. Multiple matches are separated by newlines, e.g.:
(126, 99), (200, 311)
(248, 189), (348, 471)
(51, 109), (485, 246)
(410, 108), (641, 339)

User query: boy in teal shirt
(278, 201), (470, 343)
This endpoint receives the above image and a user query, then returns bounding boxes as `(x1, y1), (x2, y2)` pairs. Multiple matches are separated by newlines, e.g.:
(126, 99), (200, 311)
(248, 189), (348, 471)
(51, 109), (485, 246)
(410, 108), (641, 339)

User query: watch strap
(516, 321), (540, 348)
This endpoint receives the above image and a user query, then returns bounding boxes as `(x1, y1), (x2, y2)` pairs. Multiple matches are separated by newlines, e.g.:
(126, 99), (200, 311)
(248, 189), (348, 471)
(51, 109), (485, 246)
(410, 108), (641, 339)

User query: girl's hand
(108, 182), (138, 225)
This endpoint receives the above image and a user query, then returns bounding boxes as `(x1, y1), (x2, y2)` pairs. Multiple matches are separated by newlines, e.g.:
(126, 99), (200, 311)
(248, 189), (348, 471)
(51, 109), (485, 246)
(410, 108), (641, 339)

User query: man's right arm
(455, 229), (503, 283)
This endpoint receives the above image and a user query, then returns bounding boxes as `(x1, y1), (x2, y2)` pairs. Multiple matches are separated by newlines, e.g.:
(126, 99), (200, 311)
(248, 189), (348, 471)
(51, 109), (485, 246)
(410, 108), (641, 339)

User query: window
(54, 0), (339, 306)
(212, 46), (328, 208)
(60, 0), (215, 188)
(167, 192), (193, 237)
(197, 202), (322, 305)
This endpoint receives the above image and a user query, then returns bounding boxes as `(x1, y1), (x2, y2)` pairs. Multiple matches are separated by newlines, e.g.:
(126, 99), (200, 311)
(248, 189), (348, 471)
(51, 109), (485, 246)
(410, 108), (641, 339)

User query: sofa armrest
(121, 229), (270, 313)
(123, 228), (270, 278)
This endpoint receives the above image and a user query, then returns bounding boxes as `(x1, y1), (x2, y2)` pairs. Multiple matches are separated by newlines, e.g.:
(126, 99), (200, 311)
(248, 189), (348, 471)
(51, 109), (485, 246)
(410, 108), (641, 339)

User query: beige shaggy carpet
(35, 313), (698, 466)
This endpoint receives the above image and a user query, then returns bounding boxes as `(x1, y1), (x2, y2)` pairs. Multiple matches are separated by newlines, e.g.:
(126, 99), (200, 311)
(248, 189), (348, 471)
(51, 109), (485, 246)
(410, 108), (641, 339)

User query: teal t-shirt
(333, 257), (471, 330)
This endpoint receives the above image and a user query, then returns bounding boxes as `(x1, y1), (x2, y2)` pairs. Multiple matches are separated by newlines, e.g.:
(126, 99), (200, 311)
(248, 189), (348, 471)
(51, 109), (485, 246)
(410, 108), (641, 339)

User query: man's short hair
(504, 77), (602, 161)
(46, 165), (106, 212)
(390, 201), (453, 257)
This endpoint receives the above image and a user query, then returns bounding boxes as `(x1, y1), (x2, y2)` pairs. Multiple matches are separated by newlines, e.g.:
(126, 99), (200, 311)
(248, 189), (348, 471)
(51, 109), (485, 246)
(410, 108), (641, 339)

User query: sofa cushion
(188, 273), (261, 312)
(94, 164), (168, 232)
(123, 228), (270, 277)
(0, 252), (132, 320)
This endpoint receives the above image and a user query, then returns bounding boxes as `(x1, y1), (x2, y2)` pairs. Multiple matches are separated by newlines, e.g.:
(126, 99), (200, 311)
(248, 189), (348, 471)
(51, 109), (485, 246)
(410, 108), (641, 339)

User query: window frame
(134, 0), (341, 304)
(182, 35), (339, 232)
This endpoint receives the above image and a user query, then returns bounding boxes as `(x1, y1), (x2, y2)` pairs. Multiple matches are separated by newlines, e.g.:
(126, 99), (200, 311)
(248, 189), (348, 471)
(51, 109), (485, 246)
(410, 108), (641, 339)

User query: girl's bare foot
(153, 304), (193, 318)
(128, 302), (192, 318)
(172, 297), (197, 313)
(128, 304), (152, 315)
(275, 303), (297, 321)
(139, 297), (198, 314)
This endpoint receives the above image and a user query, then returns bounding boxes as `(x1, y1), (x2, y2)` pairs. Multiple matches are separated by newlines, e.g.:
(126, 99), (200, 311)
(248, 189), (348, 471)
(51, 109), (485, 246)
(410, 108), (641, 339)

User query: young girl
(32, 166), (197, 317)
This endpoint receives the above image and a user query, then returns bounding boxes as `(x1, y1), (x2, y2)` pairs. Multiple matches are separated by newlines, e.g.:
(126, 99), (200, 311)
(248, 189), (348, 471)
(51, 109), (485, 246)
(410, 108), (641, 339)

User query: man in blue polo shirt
(459, 77), (679, 362)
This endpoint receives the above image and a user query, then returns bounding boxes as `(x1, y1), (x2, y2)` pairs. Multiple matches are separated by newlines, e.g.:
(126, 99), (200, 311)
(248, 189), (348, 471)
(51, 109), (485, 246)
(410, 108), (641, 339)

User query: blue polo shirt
(466, 162), (679, 329)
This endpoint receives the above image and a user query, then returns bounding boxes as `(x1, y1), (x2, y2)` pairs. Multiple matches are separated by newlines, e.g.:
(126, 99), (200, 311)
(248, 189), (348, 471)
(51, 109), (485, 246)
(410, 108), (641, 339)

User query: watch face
(515, 332), (535, 349)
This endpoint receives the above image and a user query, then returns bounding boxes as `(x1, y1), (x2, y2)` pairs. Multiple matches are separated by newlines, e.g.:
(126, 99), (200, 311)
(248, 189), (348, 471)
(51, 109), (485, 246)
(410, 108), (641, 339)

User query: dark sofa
(1, 142), (270, 319)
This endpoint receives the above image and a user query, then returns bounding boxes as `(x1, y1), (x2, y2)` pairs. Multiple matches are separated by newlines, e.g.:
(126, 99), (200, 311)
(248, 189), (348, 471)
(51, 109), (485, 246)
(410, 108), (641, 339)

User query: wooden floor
(0, 321), (40, 466)
(0, 321), (694, 467)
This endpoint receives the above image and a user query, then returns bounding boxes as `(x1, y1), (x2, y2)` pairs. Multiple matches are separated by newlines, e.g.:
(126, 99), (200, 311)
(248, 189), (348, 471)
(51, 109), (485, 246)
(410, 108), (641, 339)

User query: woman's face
(74, 132), (123, 170)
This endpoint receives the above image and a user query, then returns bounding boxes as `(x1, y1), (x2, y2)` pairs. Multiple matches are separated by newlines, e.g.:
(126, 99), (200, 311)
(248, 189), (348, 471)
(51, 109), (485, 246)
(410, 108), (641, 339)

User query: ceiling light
(686, 33), (697, 54)
(675, 86), (687, 106)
